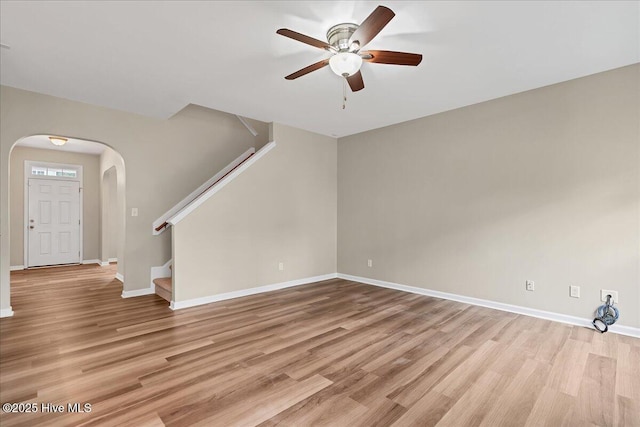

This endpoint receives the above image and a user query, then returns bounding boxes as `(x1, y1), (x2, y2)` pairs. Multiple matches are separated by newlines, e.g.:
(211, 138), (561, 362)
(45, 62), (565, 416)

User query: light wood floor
(1, 265), (638, 427)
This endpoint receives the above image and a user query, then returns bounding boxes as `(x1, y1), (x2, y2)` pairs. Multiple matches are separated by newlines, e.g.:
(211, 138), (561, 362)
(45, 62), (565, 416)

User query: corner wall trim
(10, 265), (24, 271)
(121, 286), (154, 298)
(115, 273), (124, 283)
(0, 307), (14, 318)
(170, 273), (338, 311)
(337, 273), (640, 339)
(236, 115), (259, 137)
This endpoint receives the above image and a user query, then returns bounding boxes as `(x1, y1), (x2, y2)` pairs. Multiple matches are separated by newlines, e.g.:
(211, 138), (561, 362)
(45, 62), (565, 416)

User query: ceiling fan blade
(277, 28), (332, 51)
(361, 50), (422, 66)
(346, 71), (364, 92)
(349, 6), (395, 48)
(284, 59), (330, 80)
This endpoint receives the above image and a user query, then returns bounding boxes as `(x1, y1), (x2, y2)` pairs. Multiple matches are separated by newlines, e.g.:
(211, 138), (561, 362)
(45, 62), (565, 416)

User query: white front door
(28, 178), (81, 267)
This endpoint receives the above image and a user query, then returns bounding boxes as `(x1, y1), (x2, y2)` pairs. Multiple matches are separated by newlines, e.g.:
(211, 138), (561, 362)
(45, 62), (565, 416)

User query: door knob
(29, 225), (34, 229)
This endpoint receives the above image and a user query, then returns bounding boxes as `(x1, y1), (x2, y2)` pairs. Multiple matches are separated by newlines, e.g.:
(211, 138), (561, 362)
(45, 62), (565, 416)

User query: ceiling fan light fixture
(329, 52), (362, 77)
(49, 136), (68, 146)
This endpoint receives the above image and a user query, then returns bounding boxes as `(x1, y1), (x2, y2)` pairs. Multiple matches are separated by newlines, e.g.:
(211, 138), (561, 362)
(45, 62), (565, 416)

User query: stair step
(153, 277), (172, 302)
(153, 277), (171, 291)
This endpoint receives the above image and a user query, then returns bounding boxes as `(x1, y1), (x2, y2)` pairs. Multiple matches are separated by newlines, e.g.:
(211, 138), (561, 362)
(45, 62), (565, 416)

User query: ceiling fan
(277, 5), (422, 92)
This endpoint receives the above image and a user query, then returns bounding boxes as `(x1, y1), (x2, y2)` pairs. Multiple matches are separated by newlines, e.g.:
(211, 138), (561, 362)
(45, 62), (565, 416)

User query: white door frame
(24, 160), (84, 267)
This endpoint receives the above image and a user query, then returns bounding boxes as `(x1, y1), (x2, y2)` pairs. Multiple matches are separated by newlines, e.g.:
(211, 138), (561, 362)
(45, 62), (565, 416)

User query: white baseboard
(0, 307), (14, 318)
(82, 259), (101, 265)
(10, 265), (24, 271)
(108, 258), (118, 263)
(337, 273), (640, 339)
(170, 273), (338, 311)
(121, 286), (154, 298)
(115, 273), (124, 283)
(100, 261), (110, 267)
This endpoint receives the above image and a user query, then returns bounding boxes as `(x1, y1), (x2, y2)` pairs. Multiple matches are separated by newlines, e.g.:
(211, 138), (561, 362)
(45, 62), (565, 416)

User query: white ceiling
(1, 1), (638, 137)
(16, 135), (107, 156)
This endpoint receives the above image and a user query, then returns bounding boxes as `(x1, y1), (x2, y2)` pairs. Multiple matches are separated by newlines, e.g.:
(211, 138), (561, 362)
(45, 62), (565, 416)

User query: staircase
(151, 141), (277, 307)
(153, 265), (172, 302)
(150, 149), (257, 305)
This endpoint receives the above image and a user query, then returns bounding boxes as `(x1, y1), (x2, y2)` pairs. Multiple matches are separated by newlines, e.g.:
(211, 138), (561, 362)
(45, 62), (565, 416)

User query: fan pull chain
(342, 78), (347, 110)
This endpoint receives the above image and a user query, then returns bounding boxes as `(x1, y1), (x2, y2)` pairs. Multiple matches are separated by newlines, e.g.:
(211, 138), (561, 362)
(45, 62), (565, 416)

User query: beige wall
(0, 86), (268, 311)
(107, 170), (118, 259)
(100, 147), (126, 277)
(9, 146), (101, 265)
(173, 123), (337, 301)
(338, 64), (640, 328)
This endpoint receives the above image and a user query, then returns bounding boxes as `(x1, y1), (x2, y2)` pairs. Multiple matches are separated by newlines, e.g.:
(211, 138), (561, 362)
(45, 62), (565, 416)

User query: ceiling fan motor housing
(327, 23), (359, 52)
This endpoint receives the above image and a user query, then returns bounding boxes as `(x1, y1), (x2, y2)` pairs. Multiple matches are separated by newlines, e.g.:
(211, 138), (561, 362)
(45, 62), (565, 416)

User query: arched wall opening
(5, 135), (126, 314)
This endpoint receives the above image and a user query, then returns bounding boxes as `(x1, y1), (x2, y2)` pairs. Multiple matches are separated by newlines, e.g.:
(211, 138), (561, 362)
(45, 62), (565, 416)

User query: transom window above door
(31, 166), (78, 178)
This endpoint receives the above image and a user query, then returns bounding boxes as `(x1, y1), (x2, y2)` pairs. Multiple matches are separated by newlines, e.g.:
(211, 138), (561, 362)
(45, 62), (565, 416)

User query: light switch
(131, 208), (138, 217)
(570, 285), (580, 298)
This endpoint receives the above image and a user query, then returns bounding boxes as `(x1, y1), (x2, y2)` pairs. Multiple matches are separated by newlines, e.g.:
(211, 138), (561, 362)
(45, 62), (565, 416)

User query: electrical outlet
(570, 285), (580, 298)
(131, 208), (138, 217)
(278, 262), (284, 271)
(367, 259), (373, 267)
(525, 280), (534, 291)
(600, 289), (618, 304)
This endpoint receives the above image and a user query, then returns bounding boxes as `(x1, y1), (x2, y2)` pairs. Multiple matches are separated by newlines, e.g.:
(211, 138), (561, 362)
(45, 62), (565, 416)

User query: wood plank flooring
(1, 264), (639, 426)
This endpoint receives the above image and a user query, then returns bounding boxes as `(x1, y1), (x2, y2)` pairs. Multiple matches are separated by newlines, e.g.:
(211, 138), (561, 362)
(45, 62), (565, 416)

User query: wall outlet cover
(570, 285), (580, 298)
(600, 289), (618, 304)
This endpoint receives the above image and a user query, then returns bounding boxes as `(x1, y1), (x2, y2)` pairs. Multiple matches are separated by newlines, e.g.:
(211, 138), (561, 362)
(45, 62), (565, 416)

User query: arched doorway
(5, 135), (126, 315)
